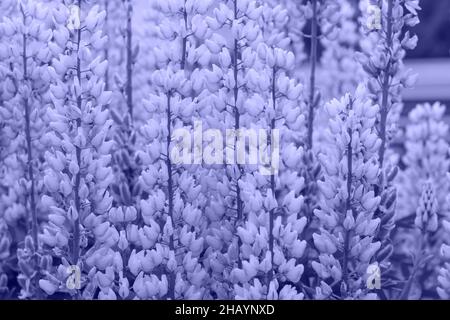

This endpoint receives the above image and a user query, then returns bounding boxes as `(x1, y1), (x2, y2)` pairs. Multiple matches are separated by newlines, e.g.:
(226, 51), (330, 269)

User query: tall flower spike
(398, 180), (439, 300)
(0, 0), (55, 299)
(227, 1), (307, 300)
(313, 85), (381, 299)
(357, 0), (421, 277)
(201, 0), (268, 299)
(108, 0), (143, 232)
(201, 0), (300, 299)
(39, 1), (114, 299)
(136, 0), (212, 299)
(397, 102), (449, 220)
(394, 103), (449, 299)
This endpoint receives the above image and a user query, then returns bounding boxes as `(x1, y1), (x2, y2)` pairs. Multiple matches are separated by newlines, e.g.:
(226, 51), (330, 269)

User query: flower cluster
(4, 0), (450, 302)
(313, 85), (382, 299)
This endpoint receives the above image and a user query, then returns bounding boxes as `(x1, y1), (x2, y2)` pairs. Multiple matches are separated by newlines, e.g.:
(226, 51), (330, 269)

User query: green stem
(72, 0), (82, 267)
(307, 0), (318, 150)
(125, 0), (133, 123)
(21, 7), (38, 251)
(378, 0), (393, 170)
(166, 92), (175, 300)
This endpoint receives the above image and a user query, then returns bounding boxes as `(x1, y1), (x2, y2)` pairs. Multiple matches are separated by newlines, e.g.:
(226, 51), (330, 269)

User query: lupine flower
(394, 103), (449, 299)
(0, 0), (442, 301)
(136, 0), (212, 299)
(313, 85), (381, 299)
(0, 0), (55, 298)
(397, 103), (449, 220)
(357, 0), (421, 283)
(39, 1), (115, 299)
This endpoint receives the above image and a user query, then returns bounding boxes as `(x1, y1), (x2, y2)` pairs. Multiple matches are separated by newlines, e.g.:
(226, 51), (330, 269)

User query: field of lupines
(1, 0), (449, 300)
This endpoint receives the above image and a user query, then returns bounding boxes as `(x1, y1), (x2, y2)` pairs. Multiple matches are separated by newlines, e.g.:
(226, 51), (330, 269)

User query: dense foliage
(1, 0), (449, 300)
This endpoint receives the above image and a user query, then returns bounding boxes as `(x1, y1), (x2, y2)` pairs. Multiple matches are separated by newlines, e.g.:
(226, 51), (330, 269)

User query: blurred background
(403, 0), (450, 110)
(300, 0), (450, 108)
(409, 0), (450, 59)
